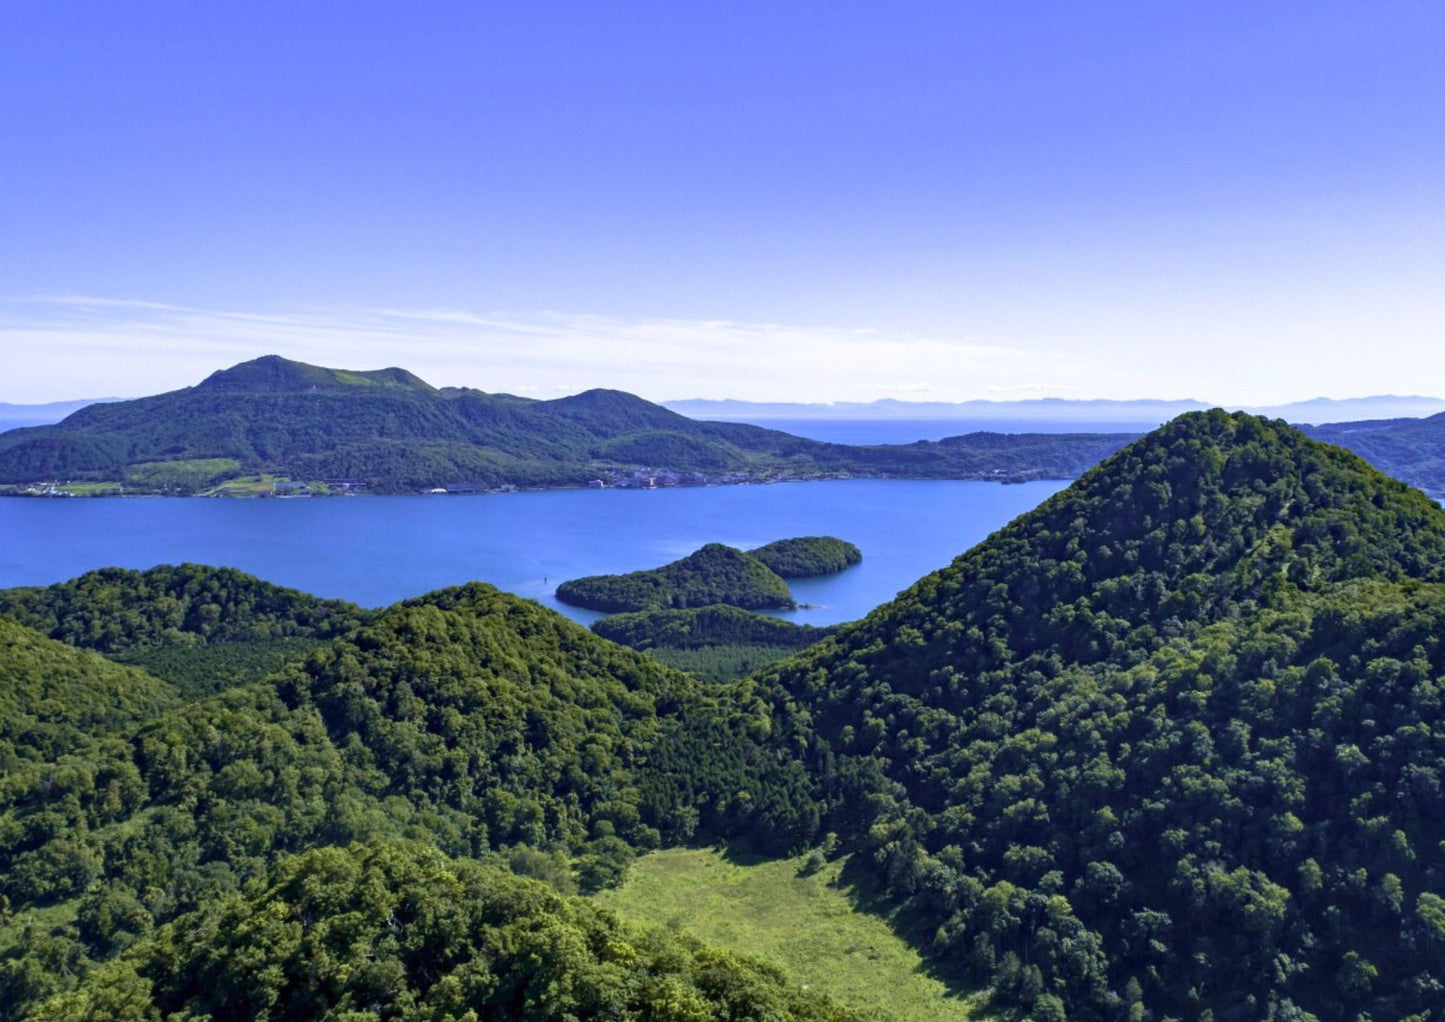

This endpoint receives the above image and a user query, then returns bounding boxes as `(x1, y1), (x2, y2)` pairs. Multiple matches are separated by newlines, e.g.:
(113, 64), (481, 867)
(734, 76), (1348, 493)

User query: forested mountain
(7, 412), (1445, 1019)
(0, 355), (1131, 492)
(750, 410), (1445, 1019)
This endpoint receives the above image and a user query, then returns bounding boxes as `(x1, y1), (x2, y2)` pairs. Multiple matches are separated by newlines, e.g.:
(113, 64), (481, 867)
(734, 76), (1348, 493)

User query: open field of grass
(593, 847), (984, 1022)
(126, 457), (241, 490)
(208, 474), (280, 496)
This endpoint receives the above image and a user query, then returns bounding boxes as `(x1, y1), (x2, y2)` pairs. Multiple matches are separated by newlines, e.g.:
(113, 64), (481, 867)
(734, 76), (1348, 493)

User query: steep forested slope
(0, 619), (178, 764)
(0, 355), (1132, 491)
(751, 410), (1445, 1020)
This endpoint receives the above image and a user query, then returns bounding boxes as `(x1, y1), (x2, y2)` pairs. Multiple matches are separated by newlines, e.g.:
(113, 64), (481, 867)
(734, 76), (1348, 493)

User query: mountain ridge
(0, 355), (1133, 493)
(748, 410), (1445, 1018)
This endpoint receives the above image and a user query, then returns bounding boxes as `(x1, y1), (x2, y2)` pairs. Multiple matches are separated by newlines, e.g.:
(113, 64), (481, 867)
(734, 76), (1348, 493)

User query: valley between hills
(4, 411), (1445, 1019)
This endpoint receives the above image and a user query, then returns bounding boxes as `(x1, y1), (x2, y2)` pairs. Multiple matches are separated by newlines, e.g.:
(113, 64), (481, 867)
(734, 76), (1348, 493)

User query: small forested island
(554, 534), (860, 615)
(556, 542), (797, 612)
(7, 413), (1445, 1019)
(0, 355), (1133, 495)
(750, 535), (862, 577)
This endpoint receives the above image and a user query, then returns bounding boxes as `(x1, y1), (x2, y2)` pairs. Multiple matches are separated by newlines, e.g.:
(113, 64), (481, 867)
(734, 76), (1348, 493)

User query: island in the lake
(556, 535), (861, 613)
(556, 535), (861, 679)
(0, 355), (1134, 496)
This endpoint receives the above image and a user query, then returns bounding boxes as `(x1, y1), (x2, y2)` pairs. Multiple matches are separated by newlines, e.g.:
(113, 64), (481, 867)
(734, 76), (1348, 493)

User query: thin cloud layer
(0, 296), (1058, 404)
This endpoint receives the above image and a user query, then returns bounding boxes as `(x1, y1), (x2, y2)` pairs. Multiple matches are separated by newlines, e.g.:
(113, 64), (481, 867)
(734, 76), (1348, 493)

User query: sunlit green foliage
(557, 545), (795, 612)
(0, 618), (177, 764)
(0, 581), (819, 1018)
(750, 536), (862, 578)
(8, 410), (1445, 1021)
(0, 563), (367, 656)
(122, 458), (241, 492)
(32, 841), (863, 1021)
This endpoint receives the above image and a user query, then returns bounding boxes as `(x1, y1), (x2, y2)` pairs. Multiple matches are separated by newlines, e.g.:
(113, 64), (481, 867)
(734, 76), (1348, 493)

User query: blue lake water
(0, 479), (1065, 626)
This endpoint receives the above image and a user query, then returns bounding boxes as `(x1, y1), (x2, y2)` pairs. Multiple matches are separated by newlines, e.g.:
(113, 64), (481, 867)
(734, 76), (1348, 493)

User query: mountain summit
(756, 411), (1445, 1019)
(196, 354), (435, 394)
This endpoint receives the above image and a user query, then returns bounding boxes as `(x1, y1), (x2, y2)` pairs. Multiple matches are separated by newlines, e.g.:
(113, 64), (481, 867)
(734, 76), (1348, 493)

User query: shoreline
(0, 468), (1075, 500)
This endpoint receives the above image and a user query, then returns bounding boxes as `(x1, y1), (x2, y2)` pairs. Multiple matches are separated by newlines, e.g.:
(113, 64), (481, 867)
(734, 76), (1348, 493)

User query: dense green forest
(556, 544), (796, 612)
(0, 355), (1132, 492)
(591, 604), (837, 651)
(591, 604), (840, 683)
(749, 537), (862, 578)
(30, 841), (862, 1022)
(0, 574), (818, 1019)
(0, 564), (367, 656)
(6, 412), (1445, 1018)
(749, 410), (1445, 1020)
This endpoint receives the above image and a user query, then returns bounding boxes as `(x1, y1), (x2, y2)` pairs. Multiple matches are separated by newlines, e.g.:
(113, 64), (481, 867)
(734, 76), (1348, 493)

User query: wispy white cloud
(0, 296), (1060, 404)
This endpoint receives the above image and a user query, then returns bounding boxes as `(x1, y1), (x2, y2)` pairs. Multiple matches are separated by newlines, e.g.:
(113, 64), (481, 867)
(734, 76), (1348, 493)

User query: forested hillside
(0, 355), (1132, 492)
(751, 410), (1445, 1020)
(0, 579), (817, 1018)
(6, 411), (1445, 1019)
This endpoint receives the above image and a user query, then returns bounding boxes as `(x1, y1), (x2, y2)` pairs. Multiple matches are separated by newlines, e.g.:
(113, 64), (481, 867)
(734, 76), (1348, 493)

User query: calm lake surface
(0, 480), (1066, 626)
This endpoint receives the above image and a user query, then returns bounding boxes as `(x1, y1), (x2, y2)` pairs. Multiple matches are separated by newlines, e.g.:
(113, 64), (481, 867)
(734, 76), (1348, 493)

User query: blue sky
(3, 2), (1442, 403)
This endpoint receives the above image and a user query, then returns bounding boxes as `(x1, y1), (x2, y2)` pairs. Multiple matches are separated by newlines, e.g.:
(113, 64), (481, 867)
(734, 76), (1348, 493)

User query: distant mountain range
(0, 356), (1132, 494)
(663, 394), (1445, 425)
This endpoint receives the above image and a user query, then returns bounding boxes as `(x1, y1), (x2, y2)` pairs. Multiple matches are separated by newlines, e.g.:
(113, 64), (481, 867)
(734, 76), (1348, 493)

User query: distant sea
(741, 418), (1149, 444)
(0, 478), (1065, 627)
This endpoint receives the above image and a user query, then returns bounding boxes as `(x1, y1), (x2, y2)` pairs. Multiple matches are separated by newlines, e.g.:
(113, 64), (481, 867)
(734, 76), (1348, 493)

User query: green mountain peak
(196, 354), (436, 394)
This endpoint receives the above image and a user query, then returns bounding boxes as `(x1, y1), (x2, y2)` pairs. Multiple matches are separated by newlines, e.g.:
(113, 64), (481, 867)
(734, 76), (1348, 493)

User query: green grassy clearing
(593, 847), (984, 1022)
(126, 457), (241, 490)
(209, 474), (280, 496)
